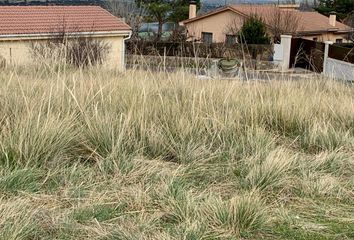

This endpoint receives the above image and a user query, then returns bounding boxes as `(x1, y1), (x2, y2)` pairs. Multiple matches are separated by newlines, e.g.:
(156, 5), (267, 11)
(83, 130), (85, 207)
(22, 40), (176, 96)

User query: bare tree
(224, 18), (242, 38)
(266, 7), (303, 43)
(344, 12), (354, 42)
(105, 0), (146, 40)
(30, 22), (110, 67)
(224, 7), (302, 44)
(299, 0), (315, 11)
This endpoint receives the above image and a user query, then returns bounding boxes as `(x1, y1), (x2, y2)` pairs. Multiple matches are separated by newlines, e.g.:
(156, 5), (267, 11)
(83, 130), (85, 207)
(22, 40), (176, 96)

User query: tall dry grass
(0, 66), (354, 239)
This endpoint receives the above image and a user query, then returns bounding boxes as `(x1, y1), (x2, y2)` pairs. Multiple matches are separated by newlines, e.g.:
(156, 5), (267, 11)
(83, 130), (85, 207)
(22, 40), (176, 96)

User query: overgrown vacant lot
(1, 67), (354, 240)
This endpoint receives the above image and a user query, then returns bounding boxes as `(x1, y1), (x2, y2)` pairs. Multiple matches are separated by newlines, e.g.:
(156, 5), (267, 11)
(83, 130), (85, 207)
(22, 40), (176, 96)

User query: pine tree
(239, 15), (270, 45)
(316, 0), (354, 20)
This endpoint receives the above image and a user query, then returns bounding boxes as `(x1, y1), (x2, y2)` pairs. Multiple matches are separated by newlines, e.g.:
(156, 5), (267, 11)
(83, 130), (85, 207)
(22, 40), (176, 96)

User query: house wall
(185, 11), (245, 43)
(0, 40), (35, 66)
(301, 32), (349, 43)
(97, 35), (126, 70)
(0, 35), (126, 70)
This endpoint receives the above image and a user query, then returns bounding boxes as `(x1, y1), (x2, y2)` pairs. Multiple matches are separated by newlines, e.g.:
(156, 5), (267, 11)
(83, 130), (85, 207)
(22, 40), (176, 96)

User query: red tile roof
(297, 11), (349, 32)
(0, 6), (131, 36)
(229, 5), (349, 33)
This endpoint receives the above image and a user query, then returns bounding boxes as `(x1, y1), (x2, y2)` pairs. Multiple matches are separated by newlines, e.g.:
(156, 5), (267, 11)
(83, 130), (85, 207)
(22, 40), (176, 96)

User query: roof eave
(181, 6), (238, 25)
(0, 30), (132, 41)
(296, 29), (351, 35)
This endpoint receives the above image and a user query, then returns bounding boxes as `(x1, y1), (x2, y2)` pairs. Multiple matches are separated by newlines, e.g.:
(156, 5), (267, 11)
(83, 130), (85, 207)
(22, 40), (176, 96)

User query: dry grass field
(1, 66), (354, 239)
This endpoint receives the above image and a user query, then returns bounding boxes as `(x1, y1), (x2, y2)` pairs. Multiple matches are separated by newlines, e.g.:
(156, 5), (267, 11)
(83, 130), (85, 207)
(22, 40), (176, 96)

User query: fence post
(323, 41), (333, 75)
(281, 35), (292, 72)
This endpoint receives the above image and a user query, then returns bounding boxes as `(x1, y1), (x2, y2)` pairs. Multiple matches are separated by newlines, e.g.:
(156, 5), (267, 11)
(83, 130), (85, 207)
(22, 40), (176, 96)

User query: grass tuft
(0, 67), (353, 239)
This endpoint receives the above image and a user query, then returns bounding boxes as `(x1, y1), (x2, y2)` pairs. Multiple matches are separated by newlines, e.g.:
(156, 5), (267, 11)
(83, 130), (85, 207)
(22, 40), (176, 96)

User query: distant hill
(201, 0), (311, 10)
(203, 0), (300, 3)
(199, 0), (300, 14)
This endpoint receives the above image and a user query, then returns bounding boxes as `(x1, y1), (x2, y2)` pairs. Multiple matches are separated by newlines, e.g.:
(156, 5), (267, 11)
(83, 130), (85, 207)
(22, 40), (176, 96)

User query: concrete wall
(0, 35), (126, 70)
(185, 10), (244, 43)
(273, 43), (283, 62)
(322, 41), (354, 81)
(324, 58), (354, 81)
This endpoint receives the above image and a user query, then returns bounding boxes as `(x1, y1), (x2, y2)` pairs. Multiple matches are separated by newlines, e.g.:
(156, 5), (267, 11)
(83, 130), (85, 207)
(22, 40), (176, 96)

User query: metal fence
(289, 38), (325, 73)
(328, 44), (354, 64)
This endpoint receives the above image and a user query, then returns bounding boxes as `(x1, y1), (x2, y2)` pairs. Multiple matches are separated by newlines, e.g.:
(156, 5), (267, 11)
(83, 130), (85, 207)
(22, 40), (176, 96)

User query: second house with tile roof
(180, 3), (351, 44)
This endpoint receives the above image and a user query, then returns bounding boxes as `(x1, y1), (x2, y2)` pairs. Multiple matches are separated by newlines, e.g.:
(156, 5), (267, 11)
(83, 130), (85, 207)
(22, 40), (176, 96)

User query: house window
(226, 34), (237, 45)
(202, 32), (213, 44)
(313, 37), (318, 42)
(336, 38), (343, 44)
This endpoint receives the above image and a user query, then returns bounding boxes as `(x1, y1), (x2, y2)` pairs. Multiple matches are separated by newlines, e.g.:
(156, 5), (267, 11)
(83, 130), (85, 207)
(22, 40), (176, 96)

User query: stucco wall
(0, 35), (126, 70)
(301, 33), (349, 43)
(185, 11), (244, 43)
(0, 40), (33, 66)
(96, 35), (125, 70)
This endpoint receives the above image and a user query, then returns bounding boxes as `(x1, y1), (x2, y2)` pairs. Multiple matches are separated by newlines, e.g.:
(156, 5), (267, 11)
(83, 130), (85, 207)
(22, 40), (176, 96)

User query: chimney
(329, 12), (336, 27)
(189, 0), (197, 19)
